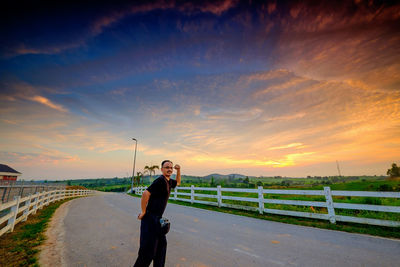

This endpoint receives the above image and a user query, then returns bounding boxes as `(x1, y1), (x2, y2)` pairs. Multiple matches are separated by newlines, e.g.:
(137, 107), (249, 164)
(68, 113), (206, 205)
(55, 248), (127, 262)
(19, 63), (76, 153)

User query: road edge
(38, 199), (75, 267)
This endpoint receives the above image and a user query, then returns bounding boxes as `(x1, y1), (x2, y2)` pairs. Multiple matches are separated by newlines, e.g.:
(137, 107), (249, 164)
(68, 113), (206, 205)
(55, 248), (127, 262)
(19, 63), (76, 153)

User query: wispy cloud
(1, 82), (68, 112)
(268, 143), (305, 151)
(0, 151), (80, 165)
(272, 2), (400, 92)
(29, 95), (68, 112)
(4, 0), (238, 58)
(205, 108), (263, 121)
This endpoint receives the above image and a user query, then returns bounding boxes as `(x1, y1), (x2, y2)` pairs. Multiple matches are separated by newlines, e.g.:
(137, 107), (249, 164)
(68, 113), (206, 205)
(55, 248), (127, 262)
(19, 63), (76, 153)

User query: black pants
(134, 214), (167, 267)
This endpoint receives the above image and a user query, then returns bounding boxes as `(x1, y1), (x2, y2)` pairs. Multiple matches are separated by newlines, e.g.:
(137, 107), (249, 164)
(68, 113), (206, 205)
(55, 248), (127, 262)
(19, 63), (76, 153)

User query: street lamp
(131, 138), (137, 193)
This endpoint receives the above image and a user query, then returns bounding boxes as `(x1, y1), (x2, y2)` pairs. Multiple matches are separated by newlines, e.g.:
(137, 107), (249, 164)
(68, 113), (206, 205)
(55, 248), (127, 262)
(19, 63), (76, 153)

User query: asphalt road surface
(60, 193), (399, 267)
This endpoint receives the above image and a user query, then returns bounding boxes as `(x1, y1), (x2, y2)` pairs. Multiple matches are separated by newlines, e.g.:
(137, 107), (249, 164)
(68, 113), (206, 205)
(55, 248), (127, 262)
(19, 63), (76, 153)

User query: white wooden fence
(132, 186), (400, 227)
(0, 189), (95, 237)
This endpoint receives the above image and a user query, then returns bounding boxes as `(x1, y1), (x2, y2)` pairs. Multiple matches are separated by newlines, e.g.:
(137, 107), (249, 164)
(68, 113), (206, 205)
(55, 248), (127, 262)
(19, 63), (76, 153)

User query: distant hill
(202, 173), (246, 180)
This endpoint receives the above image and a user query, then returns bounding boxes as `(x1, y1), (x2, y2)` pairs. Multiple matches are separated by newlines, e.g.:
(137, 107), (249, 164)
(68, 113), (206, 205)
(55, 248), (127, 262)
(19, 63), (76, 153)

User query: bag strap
(164, 176), (171, 195)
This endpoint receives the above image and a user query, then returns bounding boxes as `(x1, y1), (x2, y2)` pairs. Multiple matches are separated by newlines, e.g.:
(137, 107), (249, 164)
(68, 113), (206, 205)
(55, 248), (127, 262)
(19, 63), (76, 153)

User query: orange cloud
(267, 2), (277, 14)
(268, 143), (305, 150)
(0, 151), (80, 165)
(30, 95), (67, 112)
(91, 1), (238, 40)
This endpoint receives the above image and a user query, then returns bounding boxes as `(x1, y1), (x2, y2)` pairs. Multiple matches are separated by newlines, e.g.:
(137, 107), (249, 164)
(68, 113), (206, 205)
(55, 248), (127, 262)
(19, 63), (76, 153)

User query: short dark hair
(161, 160), (172, 168)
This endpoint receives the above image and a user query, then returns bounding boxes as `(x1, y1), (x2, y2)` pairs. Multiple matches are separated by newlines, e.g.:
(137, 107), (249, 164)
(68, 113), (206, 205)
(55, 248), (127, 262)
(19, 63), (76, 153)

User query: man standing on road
(133, 160), (181, 267)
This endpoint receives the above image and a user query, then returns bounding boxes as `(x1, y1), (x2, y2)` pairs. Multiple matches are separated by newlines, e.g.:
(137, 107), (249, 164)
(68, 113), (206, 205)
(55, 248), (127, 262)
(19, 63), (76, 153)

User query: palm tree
(136, 172), (143, 186)
(144, 165), (159, 183)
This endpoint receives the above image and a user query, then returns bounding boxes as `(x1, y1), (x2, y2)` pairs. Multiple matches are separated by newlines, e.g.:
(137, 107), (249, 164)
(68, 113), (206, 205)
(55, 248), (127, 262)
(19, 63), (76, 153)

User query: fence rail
(0, 189), (95, 237)
(132, 186), (400, 227)
(1, 183), (66, 203)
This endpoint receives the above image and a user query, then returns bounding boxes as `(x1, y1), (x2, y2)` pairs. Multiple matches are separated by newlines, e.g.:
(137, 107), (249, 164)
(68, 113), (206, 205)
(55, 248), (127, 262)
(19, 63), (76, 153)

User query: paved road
(61, 193), (399, 267)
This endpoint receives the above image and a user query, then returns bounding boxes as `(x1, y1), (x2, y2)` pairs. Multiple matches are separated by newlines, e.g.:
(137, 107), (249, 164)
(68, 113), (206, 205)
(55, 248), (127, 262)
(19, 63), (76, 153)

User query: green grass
(94, 184), (131, 192)
(0, 199), (72, 267)
(306, 180), (400, 191)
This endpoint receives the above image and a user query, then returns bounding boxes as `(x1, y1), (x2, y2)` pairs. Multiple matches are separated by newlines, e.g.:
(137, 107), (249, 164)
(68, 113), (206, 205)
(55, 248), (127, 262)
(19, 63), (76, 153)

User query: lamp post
(131, 138), (137, 193)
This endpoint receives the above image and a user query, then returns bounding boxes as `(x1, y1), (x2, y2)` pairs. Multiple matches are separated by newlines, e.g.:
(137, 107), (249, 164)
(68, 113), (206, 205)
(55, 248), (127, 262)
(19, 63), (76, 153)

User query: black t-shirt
(146, 175), (177, 217)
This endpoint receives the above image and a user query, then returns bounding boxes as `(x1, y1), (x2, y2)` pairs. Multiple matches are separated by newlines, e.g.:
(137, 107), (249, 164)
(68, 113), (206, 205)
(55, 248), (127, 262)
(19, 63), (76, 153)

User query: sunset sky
(1, 0), (399, 180)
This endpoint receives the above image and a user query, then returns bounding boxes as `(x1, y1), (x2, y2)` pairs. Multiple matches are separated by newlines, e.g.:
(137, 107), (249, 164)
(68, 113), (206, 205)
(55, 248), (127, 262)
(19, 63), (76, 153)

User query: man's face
(161, 161), (173, 177)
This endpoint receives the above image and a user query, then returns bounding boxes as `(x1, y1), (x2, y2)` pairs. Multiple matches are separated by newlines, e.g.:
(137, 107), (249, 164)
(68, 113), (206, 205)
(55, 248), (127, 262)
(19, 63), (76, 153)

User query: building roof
(0, 164), (21, 174)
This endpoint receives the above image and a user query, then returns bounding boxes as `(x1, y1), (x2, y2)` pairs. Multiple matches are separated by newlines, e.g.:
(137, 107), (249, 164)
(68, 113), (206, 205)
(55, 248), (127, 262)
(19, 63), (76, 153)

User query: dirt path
(38, 199), (75, 267)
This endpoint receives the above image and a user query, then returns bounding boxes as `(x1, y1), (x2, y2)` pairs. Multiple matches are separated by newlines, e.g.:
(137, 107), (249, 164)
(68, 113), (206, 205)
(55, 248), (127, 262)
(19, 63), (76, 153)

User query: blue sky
(1, 0), (399, 179)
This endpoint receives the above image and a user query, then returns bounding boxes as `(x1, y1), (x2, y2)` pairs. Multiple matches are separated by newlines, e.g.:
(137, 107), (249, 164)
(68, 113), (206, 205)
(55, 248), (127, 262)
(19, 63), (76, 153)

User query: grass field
(93, 184), (130, 192)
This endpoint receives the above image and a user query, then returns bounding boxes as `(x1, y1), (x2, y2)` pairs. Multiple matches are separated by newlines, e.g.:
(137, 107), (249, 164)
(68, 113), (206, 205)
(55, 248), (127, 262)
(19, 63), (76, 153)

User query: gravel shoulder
(38, 199), (74, 267)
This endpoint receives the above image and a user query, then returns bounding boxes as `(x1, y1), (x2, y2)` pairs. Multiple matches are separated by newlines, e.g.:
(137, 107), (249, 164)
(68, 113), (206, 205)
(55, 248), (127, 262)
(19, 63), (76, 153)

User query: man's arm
(174, 164), (181, 186)
(138, 190), (151, 220)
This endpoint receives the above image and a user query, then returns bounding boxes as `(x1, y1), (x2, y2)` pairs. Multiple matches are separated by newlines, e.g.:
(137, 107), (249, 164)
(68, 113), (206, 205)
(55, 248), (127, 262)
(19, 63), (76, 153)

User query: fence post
(33, 192), (39, 214)
(258, 186), (264, 214)
(324, 187), (336, 224)
(40, 192), (44, 209)
(43, 191), (47, 206)
(22, 194), (32, 222)
(174, 187), (177, 200)
(41, 192), (45, 207)
(7, 196), (21, 232)
(45, 191), (50, 206)
(217, 185), (222, 207)
(191, 185), (195, 204)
